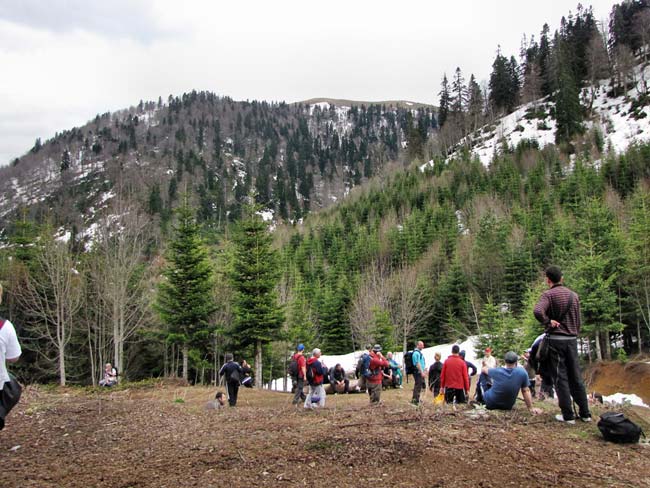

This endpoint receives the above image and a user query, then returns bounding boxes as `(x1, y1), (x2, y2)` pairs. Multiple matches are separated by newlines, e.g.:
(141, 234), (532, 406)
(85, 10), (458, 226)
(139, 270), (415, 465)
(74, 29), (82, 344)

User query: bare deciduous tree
(17, 237), (84, 386)
(389, 263), (427, 355)
(349, 259), (391, 347)
(586, 29), (611, 112)
(92, 198), (152, 378)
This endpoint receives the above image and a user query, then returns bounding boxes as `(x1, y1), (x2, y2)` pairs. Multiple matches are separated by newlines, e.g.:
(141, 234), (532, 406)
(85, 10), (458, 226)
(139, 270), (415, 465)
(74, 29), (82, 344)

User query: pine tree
(451, 67), (467, 114)
(467, 74), (484, 130)
(229, 202), (284, 386)
(155, 199), (216, 381)
(438, 74), (451, 128)
(553, 42), (584, 144)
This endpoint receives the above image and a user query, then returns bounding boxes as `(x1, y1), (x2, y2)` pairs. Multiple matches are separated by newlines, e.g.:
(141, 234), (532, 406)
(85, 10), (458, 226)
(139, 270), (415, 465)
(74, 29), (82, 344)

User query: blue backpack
(361, 353), (373, 378)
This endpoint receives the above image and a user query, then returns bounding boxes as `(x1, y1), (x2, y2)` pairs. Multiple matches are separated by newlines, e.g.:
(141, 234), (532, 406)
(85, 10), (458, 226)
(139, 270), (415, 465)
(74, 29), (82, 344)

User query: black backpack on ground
(597, 412), (645, 444)
(404, 351), (416, 375)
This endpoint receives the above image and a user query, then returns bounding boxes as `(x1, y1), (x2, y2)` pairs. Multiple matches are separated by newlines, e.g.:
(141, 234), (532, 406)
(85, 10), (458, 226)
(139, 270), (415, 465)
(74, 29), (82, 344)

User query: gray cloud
(0, 0), (174, 42)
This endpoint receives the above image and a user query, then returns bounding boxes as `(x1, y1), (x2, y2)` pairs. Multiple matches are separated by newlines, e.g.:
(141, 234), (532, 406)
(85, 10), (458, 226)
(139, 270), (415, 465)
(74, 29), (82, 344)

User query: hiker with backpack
(411, 341), (426, 405)
(355, 344), (373, 392)
(219, 354), (244, 407)
(481, 351), (542, 414)
(305, 348), (326, 409)
(534, 266), (591, 424)
(440, 345), (470, 404)
(529, 333), (554, 400)
(366, 344), (389, 404)
(0, 283), (22, 431)
(290, 344), (307, 404)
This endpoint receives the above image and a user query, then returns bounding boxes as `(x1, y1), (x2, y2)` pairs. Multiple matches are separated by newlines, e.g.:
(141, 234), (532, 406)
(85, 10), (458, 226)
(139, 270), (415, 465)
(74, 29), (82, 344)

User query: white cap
(312, 348), (321, 356)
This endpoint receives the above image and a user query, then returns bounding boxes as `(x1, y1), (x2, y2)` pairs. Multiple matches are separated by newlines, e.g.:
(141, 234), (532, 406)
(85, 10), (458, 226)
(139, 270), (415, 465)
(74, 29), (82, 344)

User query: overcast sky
(0, 0), (619, 166)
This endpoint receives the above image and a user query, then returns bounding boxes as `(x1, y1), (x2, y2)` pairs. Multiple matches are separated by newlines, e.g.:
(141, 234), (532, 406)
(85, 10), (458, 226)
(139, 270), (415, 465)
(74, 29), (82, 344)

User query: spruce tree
(229, 202), (284, 387)
(438, 74), (451, 128)
(155, 199), (216, 381)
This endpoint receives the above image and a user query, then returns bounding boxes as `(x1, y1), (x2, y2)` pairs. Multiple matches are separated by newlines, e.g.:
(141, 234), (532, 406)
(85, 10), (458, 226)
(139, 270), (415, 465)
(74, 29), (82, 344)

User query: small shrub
(514, 124), (525, 132)
(615, 349), (628, 363)
(537, 121), (551, 131)
(174, 398), (185, 404)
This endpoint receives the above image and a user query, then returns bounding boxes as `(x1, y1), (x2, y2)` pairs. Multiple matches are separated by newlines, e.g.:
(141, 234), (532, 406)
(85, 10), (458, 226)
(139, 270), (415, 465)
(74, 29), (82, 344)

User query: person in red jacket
(367, 344), (390, 404)
(291, 344), (307, 405)
(440, 344), (470, 404)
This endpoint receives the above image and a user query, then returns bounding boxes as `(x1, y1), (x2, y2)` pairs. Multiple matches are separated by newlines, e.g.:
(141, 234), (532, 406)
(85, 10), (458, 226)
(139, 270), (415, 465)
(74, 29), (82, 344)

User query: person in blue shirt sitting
(482, 351), (542, 415)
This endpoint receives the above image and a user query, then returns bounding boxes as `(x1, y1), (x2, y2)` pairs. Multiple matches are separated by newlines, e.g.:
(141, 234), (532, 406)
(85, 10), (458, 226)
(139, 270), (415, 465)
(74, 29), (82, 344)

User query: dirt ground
(1, 377), (649, 488)
(585, 361), (650, 405)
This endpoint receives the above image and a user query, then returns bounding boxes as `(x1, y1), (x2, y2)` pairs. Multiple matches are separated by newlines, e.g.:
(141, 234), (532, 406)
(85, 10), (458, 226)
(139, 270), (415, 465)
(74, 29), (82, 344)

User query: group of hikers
(210, 266), (593, 426)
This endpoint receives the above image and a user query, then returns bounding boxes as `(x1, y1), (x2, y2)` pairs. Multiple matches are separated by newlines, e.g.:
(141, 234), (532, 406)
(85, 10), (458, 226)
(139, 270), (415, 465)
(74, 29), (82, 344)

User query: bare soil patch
(1, 382), (649, 488)
(585, 361), (650, 405)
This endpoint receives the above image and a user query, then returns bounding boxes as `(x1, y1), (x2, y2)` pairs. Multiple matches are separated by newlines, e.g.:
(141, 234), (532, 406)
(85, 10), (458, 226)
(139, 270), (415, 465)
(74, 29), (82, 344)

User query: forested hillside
(0, 1), (649, 388)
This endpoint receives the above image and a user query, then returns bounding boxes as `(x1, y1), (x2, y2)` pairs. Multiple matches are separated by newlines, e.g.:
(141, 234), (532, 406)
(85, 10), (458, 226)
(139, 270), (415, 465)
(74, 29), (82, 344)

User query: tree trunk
(604, 331), (612, 360)
(255, 339), (263, 390)
(59, 341), (67, 386)
(182, 343), (189, 382)
(638, 320), (643, 354)
(594, 331), (602, 361)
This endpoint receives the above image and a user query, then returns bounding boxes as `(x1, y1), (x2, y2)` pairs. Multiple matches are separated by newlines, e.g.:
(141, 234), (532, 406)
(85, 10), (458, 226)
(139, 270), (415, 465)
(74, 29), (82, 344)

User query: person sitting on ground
(367, 344), (390, 404)
(428, 352), (443, 396)
(205, 391), (226, 410)
(387, 352), (402, 388)
(99, 363), (117, 387)
(459, 350), (477, 377)
(482, 351), (542, 415)
(440, 345), (470, 404)
(305, 348), (326, 409)
(329, 363), (349, 394)
(241, 360), (254, 388)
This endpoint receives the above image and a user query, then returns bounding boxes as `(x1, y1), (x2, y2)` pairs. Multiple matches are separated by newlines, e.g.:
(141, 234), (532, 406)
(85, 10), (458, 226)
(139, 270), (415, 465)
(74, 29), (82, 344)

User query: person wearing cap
(219, 353), (244, 407)
(304, 348), (326, 409)
(440, 345), (470, 404)
(534, 265), (591, 423)
(291, 344), (307, 405)
(411, 341), (426, 405)
(481, 351), (542, 414)
(483, 347), (497, 368)
(366, 345), (389, 404)
(459, 350), (477, 377)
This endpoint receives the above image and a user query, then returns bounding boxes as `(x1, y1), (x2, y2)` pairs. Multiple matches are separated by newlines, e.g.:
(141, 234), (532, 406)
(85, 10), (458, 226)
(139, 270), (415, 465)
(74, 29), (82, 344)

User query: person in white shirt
(0, 283), (22, 390)
(0, 283), (22, 430)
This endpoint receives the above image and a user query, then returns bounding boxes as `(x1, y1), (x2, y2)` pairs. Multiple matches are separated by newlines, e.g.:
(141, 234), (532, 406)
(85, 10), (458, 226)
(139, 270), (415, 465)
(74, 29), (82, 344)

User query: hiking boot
(580, 416), (592, 422)
(555, 414), (575, 424)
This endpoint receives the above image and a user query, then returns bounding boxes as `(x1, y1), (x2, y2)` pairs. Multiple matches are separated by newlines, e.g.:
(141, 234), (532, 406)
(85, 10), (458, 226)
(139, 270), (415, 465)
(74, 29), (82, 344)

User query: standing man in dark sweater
(219, 354), (243, 407)
(534, 266), (591, 424)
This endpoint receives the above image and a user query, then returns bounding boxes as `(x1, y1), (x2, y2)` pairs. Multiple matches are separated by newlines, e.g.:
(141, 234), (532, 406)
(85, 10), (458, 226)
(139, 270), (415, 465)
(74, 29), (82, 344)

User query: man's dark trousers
(292, 377), (306, 404)
(227, 380), (240, 407)
(412, 371), (424, 404)
(547, 337), (590, 420)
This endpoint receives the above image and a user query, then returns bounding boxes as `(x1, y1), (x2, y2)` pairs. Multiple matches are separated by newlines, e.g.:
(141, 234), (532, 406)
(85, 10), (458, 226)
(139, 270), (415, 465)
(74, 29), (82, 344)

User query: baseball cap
(504, 351), (519, 364)
(373, 344), (382, 352)
(312, 348), (321, 356)
(297, 344), (304, 351)
(459, 350), (466, 358)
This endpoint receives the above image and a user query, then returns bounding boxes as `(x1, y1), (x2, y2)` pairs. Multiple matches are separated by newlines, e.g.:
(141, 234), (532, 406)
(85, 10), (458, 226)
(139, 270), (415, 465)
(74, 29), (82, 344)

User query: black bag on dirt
(404, 351), (416, 375)
(597, 412), (645, 444)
